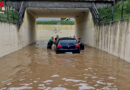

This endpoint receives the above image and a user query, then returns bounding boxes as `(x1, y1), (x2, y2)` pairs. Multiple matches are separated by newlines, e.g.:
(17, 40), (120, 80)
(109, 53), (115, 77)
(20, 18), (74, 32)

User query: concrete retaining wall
(0, 22), (19, 57)
(18, 10), (36, 47)
(0, 10), (35, 57)
(75, 11), (95, 47)
(95, 19), (130, 62)
(36, 25), (75, 41)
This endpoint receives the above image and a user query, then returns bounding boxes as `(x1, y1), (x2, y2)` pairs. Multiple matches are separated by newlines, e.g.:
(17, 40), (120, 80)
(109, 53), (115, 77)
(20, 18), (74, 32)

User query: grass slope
(36, 20), (75, 25)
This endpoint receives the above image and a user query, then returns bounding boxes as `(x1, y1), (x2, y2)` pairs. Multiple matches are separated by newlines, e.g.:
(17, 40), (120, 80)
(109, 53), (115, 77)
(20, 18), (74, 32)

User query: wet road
(0, 41), (130, 90)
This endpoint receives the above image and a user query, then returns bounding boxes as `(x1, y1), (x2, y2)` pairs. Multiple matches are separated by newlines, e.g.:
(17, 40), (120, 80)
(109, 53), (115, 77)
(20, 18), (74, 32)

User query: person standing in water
(55, 35), (59, 44)
(77, 38), (84, 50)
(47, 37), (54, 49)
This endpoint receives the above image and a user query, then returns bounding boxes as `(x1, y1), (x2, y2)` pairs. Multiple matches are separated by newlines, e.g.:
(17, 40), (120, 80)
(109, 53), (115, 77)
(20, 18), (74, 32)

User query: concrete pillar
(75, 11), (95, 47)
(18, 10), (36, 48)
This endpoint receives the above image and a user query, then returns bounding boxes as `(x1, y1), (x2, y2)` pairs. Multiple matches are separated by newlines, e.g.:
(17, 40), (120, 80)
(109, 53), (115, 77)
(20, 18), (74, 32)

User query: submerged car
(55, 38), (80, 54)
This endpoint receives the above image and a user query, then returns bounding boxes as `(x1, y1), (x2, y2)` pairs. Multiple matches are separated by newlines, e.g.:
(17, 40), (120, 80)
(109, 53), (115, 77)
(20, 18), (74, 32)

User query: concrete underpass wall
(75, 11), (95, 47)
(75, 10), (130, 62)
(0, 23), (19, 57)
(95, 19), (130, 62)
(19, 10), (36, 47)
(36, 25), (75, 41)
(0, 10), (35, 57)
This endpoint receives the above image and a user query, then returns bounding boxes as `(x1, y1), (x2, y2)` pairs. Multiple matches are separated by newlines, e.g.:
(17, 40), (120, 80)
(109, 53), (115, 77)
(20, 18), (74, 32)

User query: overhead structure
(6, 0), (116, 25)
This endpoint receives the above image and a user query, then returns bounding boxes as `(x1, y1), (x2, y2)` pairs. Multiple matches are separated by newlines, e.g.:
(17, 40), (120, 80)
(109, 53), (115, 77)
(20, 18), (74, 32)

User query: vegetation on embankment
(36, 18), (75, 25)
(0, 0), (19, 23)
(0, 9), (19, 23)
(98, 0), (130, 24)
(36, 20), (75, 25)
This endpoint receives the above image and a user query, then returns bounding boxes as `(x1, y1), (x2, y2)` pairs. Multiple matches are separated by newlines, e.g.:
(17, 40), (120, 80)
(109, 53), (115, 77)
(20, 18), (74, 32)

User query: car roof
(58, 37), (76, 40)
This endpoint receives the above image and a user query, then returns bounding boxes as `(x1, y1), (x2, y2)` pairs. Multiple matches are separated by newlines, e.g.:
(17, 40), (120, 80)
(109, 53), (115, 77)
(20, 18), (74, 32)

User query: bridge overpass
(6, 0), (115, 25)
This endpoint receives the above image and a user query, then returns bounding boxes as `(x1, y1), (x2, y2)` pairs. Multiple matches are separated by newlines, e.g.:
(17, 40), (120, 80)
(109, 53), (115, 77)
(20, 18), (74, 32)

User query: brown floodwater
(0, 41), (130, 90)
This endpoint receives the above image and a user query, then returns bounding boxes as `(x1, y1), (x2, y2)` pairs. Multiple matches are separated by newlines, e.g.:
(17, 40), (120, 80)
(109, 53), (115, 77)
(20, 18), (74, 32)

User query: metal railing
(98, 0), (130, 24)
(0, 11), (19, 24)
(17, 1), (26, 25)
(90, 3), (100, 24)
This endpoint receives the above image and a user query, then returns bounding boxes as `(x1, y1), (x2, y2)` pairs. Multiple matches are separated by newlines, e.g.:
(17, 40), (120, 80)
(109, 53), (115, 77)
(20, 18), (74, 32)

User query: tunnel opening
(35, 17), (76, 41)
(19, 8), (95, 48)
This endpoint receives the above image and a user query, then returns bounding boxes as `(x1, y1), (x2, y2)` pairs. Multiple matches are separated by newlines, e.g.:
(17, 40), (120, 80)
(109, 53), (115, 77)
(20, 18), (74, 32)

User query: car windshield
(59, 40), (77, 45)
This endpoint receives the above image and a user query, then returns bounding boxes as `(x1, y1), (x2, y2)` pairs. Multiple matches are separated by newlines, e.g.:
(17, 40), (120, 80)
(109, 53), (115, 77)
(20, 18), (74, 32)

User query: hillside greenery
(0, 0), (130, 25)
(0, 7), (19, 23)
(98, 0), (130, 24)
(36, 19), (75, 25)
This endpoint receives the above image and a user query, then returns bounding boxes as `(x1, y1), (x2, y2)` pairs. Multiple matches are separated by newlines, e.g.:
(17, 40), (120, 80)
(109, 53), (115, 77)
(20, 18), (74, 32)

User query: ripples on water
(0, 41), (130, 90)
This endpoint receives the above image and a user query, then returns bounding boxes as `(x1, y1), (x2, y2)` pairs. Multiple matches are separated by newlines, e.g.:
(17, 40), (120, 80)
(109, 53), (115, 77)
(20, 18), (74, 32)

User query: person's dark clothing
(54, 37), (58, 44)
(78, 40), (84, 50)
(55, 38), (57, 41)
(47, 38), (53, 49)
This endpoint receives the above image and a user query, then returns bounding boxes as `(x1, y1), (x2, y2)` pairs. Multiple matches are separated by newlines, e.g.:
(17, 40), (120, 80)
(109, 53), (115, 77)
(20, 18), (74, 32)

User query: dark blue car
(55, 38), (80, 54)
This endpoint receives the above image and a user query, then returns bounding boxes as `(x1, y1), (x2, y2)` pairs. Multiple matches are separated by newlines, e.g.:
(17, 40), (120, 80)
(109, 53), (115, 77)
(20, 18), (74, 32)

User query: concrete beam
(6, 1), (112, 25)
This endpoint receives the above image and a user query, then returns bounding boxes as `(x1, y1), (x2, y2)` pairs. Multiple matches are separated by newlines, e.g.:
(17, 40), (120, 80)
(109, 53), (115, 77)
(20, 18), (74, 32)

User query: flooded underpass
(0, 41), (130, 90)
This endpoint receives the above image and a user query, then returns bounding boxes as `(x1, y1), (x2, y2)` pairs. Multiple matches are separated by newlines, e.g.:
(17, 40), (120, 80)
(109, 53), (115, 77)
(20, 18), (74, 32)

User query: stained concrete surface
(0, 41), (130, 90)
(96, 19), (130, 62)
(0, 8), (94, 58)
(36, 25), (75, 41)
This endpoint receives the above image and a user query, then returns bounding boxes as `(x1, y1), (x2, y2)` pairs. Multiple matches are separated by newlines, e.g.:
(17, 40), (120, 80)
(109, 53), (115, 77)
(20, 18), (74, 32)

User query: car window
(59, 40), (77, 45)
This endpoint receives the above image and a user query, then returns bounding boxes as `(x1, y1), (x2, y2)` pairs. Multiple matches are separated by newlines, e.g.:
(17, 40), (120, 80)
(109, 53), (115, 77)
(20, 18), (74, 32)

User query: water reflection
(0, 41), (130, 90)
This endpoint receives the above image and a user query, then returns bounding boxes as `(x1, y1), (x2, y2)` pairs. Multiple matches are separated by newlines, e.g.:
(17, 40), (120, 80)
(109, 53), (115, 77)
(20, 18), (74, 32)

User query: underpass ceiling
(27, 8), (89, 18)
